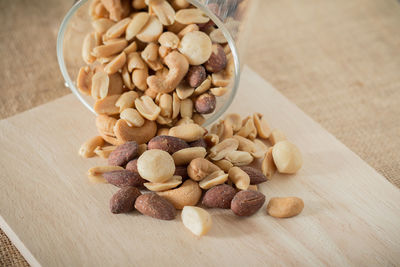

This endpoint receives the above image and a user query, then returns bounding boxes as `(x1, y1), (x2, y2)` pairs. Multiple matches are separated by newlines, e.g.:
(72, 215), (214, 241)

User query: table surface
(1, 0), (400, 265)
(1, 68), (400, 266)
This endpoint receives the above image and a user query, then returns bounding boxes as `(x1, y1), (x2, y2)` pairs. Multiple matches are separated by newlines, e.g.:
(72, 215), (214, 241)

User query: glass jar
(57, 0), (258, 126)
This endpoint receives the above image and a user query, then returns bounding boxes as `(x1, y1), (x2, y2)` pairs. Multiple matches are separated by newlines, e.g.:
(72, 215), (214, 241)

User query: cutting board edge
(0, 214), (41, 267)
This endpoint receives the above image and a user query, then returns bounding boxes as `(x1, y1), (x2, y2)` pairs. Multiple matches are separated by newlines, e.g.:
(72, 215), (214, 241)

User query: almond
(240, 166), (268, 185)
(134, 193), (176, 220)
(104, 170), (146, 187)
(108, 141), (139, 166)
(202, 184), (236, 209)
(148, 135), (189, 154)
(231, 190), (265, 216)
(110, 186), (142, 214)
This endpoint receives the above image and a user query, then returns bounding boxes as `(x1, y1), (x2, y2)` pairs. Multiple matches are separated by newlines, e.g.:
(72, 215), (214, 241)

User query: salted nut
(114, 119), (157, 144)
(157, 179), (202, 209)
(147, 51), (189, 93)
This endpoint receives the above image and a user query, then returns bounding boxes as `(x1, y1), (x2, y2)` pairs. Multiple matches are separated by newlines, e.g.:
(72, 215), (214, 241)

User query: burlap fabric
(1, 0), (399, 265)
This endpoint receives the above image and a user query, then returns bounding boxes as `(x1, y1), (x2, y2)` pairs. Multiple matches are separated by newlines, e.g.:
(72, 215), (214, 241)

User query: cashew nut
(146, 51), (189, 93)
(114, 118), (157, 144)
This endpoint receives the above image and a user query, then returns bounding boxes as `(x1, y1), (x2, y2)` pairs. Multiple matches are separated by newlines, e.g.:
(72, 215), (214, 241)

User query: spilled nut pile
(81, 111), (304, 237)
(78, 0), (304, 237)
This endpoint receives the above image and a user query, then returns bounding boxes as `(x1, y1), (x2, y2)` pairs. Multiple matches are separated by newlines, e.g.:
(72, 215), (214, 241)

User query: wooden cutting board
(1, 67), (399, 266)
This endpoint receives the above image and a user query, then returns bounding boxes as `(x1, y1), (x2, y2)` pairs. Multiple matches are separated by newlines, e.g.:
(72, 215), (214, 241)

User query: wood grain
(0, 67), (399, 266)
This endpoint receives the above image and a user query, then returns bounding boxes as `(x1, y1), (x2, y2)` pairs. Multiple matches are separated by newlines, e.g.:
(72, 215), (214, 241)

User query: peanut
(228, 167), (250, 190)
(79, 136), (105, 158)
(181, 206), (212, 237)
(187, 158), (220, 181)
(144, 175), (182, 191)
(199, 170), (228, 189)
(272, 141), (302, 174)
(266, 197), (304, 218)
(172, 147), (207, 166)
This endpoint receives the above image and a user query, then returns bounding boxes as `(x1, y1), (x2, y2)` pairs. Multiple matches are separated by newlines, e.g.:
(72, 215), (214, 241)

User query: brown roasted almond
(92, 38), (128, 58)
(189, 138), (207, 149)
(208, 138), (239, 161)
(79, 136), (105, 158)
(204, 44), (227, 73)
(169, 123), (206, 142)
(110, 186), (142, 214)
(158, 179), (201, 209)
(147, 135), (189, 154)
(144, 175), (182, 192)
(195, 93), (216, 114)
(77, 66), (93, 95)
(231, 190), (265, 216)
(172, 147), (207, 166)
(253, 113), (271, 139)
(114, 119), (157, 144)
(186, 65), (206, 87)
(199, 170), (228, 189)
(87, 165), (124, 183)
(94, 94), (121, 115)
(267, 197), (304, 218)
(261, 147), (276, 179)
(240, 166), (268, 185)
(134, 193), (176, 220)
(202, 184), (236, 209)
(126, 159), (138, 173)
(104, 169), (146, 187)
(108, 141), (139, 166)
